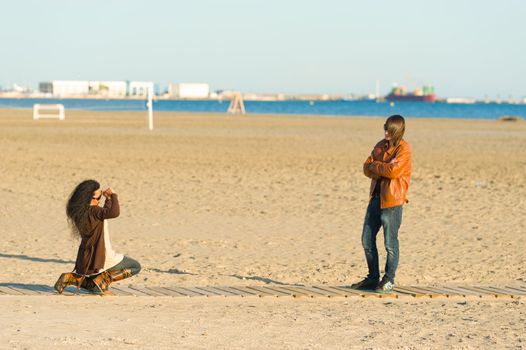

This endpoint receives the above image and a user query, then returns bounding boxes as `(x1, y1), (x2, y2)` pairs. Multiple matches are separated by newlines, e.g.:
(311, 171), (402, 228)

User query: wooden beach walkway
(0, 283), (525, 299)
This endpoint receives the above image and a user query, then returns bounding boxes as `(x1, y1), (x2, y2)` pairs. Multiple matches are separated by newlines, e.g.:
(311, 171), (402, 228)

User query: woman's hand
(103, 187), (114, 198)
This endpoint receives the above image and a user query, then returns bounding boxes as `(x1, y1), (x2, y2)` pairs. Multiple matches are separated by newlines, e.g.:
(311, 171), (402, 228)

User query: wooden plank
(7, 286), (41, 296)
(481, 286), (524, 296)
(289, 286), (332, 297)
(438, 286), (479, 298)
(4, 284), (45, 294)
(166, 286), (206, 297)
(109, 286), (137, 296)
(25, 285), (54, 295)
(128, 285), (166, 297)
(505, 285), (526, 293)
(334, 286), (388, 298)
(454, 286), (498, 298)
(393, 286), (426, 298)
(503, 285), (526, 295)
(144, 286), (184, 297)
(340, 286), (394, 298)
(330, 286), (362, 296)
(201, 286), (242, 297)
(313, 286), (350, 297)
(277, 286), (314, 298)
(226, 286), (262, 297)
(0, 286), (24, 295)
(406, 286), (446, 298)
(100, 285), (130, 297)
(115, 285), (151, 296)
(312, 286), (352, 298)
(330, 286), (371, 297)
(262, 285), (306, 297)
(260, 285), (298, 297)
(183, 287), (216, 297)
(313, 286), (347, 297)
(3, 283), (522, 299)
(433, 287), (479, 298)
(213, 286), (252, 297)
(266, 285), (306, 298)
(449, 286), (493, 298)
(247, 286), (289, 297)
(246, 286), (284, 297)
(27, 285), (57, 295)
(415, 286), (461, 297)
(194, 286), (230, 297)
(157, 286), (189, 297)
(332, 286), (392, 298)
(468, 286), (514, 299)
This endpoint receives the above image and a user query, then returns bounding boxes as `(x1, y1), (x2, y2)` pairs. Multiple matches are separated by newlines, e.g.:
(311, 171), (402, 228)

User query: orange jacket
(363, 139), (412, 209)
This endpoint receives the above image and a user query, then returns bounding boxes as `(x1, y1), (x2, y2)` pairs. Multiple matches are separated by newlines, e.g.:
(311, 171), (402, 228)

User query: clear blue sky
(0, 0), (524, 98)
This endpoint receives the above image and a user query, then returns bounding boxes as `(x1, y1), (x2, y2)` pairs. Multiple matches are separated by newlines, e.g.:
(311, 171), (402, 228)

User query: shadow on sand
(230, 274), (291, 285)
(0, 283), (54, 293)
(148, 268), (195, 276)
(0, 253), (74, 265)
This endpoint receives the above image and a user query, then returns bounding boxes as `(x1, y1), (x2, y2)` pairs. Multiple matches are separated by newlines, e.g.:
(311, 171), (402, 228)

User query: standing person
(351, 115), (412, 293)
(54, 180), (141, 294)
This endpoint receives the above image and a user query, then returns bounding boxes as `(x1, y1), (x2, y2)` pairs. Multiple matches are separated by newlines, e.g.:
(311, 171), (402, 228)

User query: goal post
(33, 104), (65, 120)
(147, 86), (153, 130)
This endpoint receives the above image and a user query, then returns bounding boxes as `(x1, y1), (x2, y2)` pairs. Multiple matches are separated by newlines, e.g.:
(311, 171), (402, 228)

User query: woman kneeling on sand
(54, 180), (141, 294)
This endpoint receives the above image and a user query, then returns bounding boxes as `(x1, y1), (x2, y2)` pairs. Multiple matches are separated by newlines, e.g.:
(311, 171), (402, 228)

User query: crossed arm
(363, 155), (381, 180)
(363, 144), (411, 180)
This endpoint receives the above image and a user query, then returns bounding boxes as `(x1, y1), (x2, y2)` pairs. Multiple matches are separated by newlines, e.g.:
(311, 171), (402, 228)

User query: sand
(1, 108), (525, 348)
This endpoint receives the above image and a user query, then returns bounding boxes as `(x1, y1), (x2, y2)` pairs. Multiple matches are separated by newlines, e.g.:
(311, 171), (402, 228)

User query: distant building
(89, 81), (127, 97)
(39, 81), (89, 97)
(168, 83), (209, 99)
(38, 80), (153, 97)
(128, 81), (154, 97)
(39, 82), (53, 94)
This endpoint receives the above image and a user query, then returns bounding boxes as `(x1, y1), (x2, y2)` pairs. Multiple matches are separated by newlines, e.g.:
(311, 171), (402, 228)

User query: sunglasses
(384, 123), (388, 131)
(93, 193), (102, 201)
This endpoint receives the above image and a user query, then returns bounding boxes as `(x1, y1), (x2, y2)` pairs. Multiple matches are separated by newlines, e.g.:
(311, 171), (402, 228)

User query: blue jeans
(107, 256), (141, 276)
(361, 196), (403, 283)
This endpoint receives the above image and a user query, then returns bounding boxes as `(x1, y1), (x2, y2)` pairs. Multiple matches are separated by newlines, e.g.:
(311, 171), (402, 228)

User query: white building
(39, 80), (154, 98)
(39, 81), (89, 97)
(128, 81), (154, 97)
(168, 83), (209, 99)
(88, 81), (127, 97)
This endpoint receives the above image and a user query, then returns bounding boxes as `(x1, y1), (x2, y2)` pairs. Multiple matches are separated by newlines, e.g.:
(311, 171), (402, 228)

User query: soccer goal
(33, 104), (65, 120)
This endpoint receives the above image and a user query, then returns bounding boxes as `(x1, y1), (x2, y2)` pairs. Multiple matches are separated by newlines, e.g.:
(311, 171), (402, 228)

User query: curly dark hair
(66, 179), (100, 238)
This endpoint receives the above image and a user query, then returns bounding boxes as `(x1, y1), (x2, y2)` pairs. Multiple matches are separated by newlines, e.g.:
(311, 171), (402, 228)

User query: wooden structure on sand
(227, 92), (246, 115)
(1, 283), (525, 299)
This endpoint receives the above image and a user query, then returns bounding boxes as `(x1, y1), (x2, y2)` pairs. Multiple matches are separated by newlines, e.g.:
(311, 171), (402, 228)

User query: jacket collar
(385, 139), (404, 155)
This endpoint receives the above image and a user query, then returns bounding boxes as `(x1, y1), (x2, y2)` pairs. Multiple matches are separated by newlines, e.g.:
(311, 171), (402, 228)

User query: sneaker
(375, 277), (394, 293)
(350, 277), (379, 290)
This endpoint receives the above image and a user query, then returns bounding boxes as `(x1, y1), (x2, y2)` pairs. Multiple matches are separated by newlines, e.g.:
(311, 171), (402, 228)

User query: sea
(1, 98), (526, 120)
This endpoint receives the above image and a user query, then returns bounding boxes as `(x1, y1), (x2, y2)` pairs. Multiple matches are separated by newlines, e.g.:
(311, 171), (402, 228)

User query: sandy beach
(1, 108), (525, 349)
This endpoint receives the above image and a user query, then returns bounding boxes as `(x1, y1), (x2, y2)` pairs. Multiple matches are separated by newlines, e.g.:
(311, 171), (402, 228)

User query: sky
(0, 0), (524, 99)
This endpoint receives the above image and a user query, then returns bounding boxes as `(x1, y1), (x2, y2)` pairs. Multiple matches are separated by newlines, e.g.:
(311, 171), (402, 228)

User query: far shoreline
(0, 106), (518, 124)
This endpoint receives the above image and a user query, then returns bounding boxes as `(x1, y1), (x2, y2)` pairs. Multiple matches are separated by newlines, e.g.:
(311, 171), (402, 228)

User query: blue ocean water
(1, 98), (525, 120)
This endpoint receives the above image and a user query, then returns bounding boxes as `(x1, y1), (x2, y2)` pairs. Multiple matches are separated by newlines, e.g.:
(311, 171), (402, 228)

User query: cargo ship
(385, 85), (437, 102)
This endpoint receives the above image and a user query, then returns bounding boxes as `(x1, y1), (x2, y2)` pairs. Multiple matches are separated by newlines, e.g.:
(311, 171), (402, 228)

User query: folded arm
(367, 145), (411, 179)
(363, 154), (381, 180)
